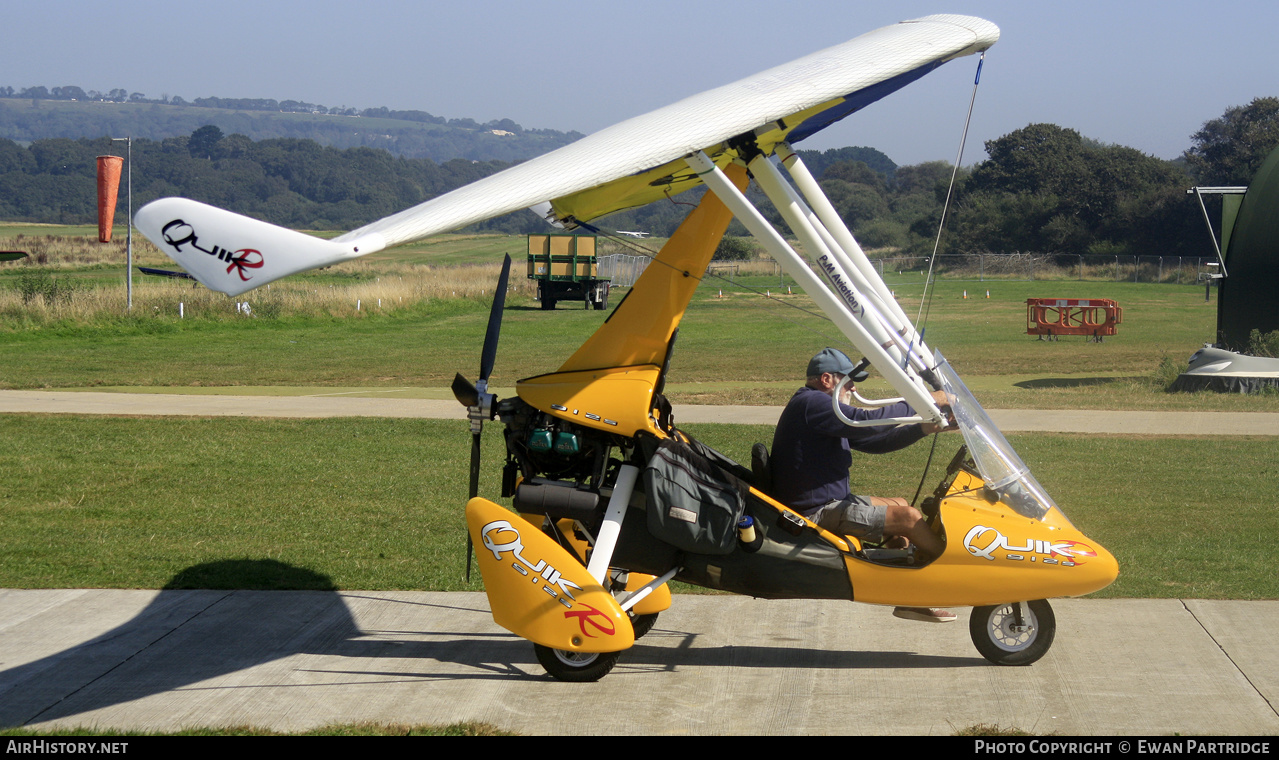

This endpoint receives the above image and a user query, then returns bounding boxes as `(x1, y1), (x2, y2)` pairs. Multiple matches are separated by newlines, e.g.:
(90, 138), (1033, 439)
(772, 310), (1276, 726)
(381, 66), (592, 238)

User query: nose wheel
(970, 599), (1055, 666)
(534, 644), (622, 682)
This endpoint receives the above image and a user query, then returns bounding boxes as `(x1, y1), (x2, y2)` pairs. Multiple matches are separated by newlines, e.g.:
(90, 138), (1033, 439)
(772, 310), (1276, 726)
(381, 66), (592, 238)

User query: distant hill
(0, 97), (582, 164)
(0, 87), (904, 238)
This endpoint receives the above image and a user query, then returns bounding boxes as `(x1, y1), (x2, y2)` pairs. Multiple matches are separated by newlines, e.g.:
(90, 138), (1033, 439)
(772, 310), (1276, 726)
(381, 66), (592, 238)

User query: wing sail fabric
(134, 14), (997, 295)
(340, 14), (997, 246)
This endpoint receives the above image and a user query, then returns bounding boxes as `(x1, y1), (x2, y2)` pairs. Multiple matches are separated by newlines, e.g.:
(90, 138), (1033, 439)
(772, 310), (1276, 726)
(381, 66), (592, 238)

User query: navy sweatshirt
(769, 386), (926, 513)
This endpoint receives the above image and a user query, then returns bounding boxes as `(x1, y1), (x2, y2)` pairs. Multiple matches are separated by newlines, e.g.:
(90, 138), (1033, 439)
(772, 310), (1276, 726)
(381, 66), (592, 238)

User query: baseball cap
(808, 348), (870, 382)
(808, 348), (855, 377)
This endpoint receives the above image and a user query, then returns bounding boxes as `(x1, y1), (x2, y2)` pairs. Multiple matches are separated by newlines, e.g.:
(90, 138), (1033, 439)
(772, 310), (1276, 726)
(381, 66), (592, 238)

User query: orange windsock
(96, 155), (124, 243)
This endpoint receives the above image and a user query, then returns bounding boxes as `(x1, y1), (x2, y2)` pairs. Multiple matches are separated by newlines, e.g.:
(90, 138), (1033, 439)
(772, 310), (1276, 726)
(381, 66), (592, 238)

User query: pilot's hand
(923, 389), (956, 433)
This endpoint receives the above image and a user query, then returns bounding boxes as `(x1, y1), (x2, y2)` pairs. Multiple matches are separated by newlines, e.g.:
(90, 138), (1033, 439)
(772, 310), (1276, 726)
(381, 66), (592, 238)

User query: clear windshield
(933, 350), (1067, 525)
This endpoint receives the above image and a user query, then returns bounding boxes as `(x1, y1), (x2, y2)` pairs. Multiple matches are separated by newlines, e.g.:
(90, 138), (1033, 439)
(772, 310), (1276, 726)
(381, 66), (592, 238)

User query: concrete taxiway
(2, 590), (1277, 735)
(3, 389), (1278, 435)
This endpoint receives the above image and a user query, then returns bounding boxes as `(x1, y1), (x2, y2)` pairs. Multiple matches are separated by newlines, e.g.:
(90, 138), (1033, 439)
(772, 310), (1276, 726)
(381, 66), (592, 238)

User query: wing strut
(775, 143), (936, 374)
(686, 150), (944, 427)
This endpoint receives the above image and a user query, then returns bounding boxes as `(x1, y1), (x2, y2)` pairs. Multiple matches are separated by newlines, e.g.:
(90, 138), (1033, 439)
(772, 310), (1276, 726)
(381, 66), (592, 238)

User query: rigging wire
(915, 52), (985, 336)
(910, 51), (987, 507)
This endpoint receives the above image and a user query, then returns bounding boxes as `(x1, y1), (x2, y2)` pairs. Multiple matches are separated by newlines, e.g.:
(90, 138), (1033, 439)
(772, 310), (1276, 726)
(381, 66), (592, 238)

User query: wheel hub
(989, 605), (1039, 652)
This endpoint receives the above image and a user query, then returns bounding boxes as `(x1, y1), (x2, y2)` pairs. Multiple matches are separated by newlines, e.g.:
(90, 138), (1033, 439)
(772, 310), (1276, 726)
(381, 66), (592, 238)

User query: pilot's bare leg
(874, 497), (944, 560)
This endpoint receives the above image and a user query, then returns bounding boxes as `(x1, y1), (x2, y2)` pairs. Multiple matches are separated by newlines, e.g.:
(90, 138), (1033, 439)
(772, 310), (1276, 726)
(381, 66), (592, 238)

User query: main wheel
(969, 599), (1055, 666)
(629, 612), (659, 639)
(534, 644), (621, 682)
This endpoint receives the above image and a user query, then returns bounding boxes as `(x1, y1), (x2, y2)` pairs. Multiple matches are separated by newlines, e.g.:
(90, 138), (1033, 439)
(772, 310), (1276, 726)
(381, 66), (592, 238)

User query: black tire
(629, 612), (659, 639)
(534, 644), (621, 682)
(969, 599), (1055, 666)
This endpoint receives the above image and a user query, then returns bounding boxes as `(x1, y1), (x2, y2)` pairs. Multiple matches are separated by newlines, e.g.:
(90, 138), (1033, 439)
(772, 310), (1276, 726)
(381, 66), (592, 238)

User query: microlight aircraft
(133, 14), (1117, 682)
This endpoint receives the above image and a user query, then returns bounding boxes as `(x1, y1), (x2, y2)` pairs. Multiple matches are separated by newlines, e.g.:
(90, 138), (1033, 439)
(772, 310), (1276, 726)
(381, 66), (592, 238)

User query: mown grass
(3, 243), (1261, 411)
(0, 415), (492, 591)
(3, 414), (1276, 599)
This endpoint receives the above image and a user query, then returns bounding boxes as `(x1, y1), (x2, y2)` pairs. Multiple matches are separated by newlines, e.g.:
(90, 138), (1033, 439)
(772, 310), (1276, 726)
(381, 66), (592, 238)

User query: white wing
(134, 14), (997, 295)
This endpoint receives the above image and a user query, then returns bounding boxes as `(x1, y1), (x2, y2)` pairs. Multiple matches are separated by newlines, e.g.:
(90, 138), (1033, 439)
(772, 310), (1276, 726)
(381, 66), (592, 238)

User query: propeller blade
(466, 534), (474, 584)
(464, 254), (511, 582)
(452, 373), (479, 408)
(468, 431), (483, 497)
(466, 429), (483, 583)
(479, 254), (512, 382)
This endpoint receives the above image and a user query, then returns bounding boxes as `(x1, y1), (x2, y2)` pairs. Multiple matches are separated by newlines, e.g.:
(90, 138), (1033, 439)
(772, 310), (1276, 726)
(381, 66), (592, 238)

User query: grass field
(2, 414), (1275, 599)
(2, 226), (1277, 601)
(1, 225), (1263, 411)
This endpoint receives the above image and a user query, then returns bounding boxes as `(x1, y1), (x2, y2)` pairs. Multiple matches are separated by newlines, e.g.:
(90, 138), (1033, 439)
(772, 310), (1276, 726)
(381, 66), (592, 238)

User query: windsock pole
(109, 137), (133, 311)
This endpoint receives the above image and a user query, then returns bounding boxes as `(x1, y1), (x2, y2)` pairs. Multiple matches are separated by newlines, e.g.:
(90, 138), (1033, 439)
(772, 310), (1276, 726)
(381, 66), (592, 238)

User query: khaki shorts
(805, 495), (887, 543)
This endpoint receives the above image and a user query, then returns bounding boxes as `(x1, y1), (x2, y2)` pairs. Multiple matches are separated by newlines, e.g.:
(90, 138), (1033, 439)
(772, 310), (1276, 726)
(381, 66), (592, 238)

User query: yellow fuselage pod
(845, 472), (1119, 607)
(467, 498), (634, 653)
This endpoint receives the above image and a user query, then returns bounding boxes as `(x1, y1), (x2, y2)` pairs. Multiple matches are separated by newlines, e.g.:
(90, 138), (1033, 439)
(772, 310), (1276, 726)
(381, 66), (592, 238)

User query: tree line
(802, 97), (1278, 259)
(0, 97), (1274, 255)
(0, 127), (522, 231)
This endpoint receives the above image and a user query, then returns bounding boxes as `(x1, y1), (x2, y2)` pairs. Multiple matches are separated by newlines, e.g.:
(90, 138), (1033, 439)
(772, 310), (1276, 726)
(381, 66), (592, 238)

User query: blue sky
(6, 0), (1276, 166)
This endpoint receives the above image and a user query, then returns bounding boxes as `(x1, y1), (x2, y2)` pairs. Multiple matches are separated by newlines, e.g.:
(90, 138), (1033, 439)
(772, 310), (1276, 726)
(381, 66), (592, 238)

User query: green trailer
(527, 234), (611, 310)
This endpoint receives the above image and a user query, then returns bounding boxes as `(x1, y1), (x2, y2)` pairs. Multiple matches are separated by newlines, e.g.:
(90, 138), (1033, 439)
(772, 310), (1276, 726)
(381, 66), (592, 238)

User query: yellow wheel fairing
(467, 498), (634, 653)
(624, 572), (672, 615)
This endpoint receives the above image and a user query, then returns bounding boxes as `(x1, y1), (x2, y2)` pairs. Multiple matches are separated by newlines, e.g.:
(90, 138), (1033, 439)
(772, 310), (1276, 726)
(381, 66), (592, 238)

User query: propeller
(455, 254), (512, 582)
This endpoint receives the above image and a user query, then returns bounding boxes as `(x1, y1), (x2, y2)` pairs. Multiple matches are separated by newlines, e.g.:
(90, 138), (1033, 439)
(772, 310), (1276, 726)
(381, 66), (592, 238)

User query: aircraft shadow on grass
(0, 559), (978, 726)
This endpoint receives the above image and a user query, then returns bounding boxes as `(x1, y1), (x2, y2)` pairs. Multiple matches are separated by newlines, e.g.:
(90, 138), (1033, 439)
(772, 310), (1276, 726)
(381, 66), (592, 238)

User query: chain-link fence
(602, 252), (1219, 288)
(873, 254), (1218, 284)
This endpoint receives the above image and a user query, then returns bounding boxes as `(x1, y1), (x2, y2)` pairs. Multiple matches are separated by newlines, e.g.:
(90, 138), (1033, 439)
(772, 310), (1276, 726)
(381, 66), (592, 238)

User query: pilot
(770, 348), (955, 623)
